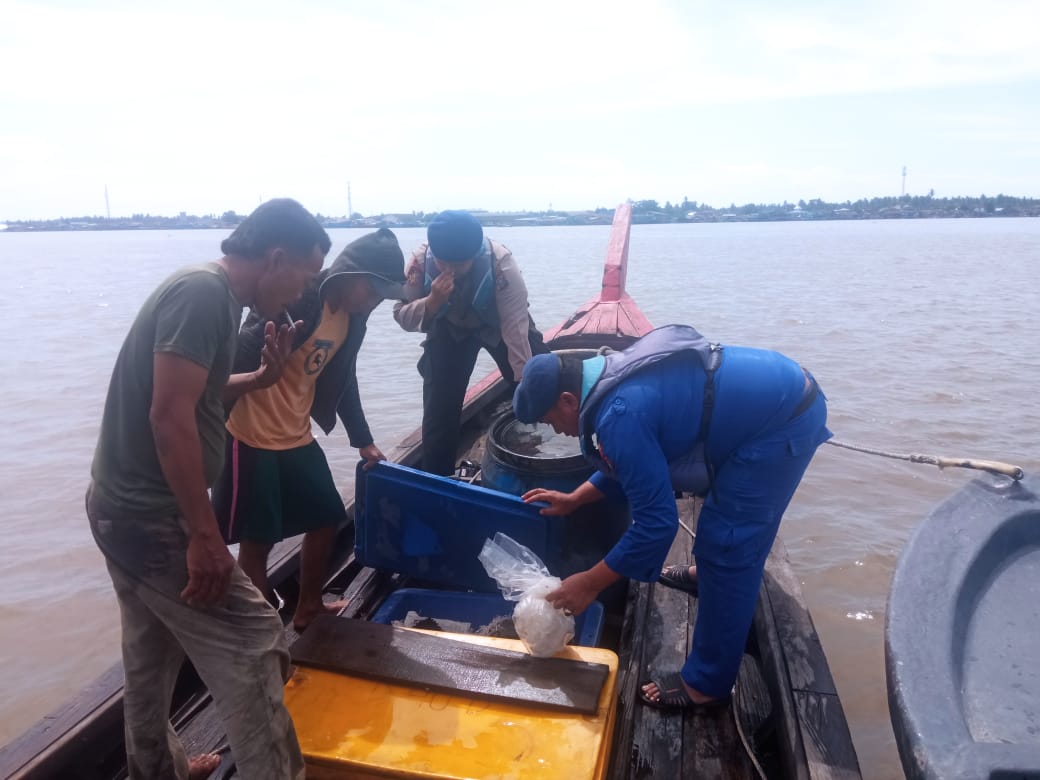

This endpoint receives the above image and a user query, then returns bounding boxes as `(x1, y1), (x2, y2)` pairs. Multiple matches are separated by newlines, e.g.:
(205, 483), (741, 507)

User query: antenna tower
(348, 182), (353, 219)
(901, 166), (907, 197)
(105, 184), (111, 220)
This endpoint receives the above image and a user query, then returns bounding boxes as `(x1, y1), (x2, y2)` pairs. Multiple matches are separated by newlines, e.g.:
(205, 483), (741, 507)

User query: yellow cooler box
(284, 631), (619, 779)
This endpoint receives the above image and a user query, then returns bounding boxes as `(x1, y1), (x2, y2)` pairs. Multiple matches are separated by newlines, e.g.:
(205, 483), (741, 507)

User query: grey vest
(578, 324), (723, 497)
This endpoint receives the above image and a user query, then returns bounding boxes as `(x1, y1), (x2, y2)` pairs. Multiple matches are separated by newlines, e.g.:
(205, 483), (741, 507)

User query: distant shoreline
(5, 195), (1040, 232)
(3, 212), (1039, 234)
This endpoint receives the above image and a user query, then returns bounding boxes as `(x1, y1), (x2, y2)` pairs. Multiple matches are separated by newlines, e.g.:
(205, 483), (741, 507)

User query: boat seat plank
(290, 615), (609, 714)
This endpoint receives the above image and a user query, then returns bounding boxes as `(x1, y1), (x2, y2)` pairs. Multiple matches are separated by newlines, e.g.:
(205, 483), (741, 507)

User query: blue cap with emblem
(512, 353), (562, 423)
(427, 210), (484, 262)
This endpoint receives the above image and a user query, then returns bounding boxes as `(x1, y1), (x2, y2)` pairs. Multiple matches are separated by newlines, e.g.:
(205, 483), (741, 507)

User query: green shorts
(213, 437), (347, 545)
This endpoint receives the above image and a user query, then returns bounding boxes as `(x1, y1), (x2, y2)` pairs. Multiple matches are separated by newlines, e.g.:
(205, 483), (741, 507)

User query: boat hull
(887, 473), (1040, 779)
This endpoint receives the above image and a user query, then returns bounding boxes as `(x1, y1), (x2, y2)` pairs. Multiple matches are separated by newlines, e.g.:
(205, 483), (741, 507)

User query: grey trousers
(89, 488), (305, 780)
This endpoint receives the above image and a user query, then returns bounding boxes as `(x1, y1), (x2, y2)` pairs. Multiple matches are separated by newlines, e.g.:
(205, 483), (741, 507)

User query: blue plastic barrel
(481, 398), (631, 607)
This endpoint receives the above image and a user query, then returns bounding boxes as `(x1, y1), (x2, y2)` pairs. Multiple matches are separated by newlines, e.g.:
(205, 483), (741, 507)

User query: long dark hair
(220, 198), (331, 260)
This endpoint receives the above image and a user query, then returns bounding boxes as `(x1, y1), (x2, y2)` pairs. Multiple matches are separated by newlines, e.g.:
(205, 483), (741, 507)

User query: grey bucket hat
(319, 227), (407, 300)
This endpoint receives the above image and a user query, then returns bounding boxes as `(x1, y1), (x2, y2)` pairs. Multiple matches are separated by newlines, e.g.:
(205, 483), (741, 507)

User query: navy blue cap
(427, 210), (484, 262)
(513, 353), (562, 423)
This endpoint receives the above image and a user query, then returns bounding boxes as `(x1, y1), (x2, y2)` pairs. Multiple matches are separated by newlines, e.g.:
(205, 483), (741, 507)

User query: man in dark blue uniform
(512, 325), (831, 710)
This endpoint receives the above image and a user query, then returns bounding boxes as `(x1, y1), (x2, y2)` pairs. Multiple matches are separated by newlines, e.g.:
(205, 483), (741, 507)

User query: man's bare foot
(292, 598), (350, 631)
(188, 753), (221, 780)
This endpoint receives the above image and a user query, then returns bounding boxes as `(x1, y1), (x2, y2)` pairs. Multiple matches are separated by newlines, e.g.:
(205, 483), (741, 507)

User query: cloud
(1, 0), (1038, 217)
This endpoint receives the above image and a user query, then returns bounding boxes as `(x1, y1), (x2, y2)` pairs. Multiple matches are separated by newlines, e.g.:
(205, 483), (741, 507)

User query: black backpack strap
(697, 344), (724, 502)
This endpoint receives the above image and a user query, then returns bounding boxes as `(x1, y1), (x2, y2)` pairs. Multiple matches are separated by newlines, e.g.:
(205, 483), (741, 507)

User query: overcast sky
(2, 0), (1038, 220)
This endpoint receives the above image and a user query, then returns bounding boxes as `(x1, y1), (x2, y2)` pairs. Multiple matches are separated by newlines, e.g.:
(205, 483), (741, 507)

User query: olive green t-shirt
(90, 263), (242, 515)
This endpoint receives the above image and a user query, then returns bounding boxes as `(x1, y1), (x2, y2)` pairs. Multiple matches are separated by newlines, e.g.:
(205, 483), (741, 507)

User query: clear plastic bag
(478, 532), (575, 657)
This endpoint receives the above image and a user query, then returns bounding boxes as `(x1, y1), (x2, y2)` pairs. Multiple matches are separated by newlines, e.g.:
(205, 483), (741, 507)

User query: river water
(1, 219), (1037, 778)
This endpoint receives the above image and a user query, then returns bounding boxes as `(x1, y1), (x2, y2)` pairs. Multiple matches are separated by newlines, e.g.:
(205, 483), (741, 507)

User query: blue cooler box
(355, 461), (567, 592)
(372, 587), (605, 648)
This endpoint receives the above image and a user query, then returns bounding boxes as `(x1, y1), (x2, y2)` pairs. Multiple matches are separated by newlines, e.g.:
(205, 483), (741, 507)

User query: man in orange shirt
(213, 228), (406, 631)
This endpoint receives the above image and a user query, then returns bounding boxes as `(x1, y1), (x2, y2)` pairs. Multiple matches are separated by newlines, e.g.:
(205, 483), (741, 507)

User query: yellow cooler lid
(285, 630), (618, 780)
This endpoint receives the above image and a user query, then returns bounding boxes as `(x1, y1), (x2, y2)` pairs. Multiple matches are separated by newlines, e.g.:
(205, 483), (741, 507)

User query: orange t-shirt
(227, 303), (350, 450)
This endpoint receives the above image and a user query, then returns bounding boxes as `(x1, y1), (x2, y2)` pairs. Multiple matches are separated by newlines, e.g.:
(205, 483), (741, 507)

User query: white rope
(824, 439), (1024, 480)
(731, 696), (769, 780)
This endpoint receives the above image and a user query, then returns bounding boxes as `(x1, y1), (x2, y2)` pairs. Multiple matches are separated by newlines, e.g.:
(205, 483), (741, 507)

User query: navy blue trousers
(683, 391), (831, 698)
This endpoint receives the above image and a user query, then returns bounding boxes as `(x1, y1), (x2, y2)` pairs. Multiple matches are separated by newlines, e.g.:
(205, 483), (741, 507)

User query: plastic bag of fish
(478, 532), (574, 657)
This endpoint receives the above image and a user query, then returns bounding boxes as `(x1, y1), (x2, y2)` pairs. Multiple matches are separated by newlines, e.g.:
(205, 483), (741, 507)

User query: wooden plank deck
(609, 497), (757, 779)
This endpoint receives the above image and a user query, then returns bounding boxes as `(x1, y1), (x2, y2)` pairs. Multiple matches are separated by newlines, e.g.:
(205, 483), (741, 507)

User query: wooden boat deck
(595, 497), (857, 780)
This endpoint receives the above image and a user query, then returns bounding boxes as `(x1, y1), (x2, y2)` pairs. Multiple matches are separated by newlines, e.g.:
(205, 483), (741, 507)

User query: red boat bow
(544, 202), (653, 350)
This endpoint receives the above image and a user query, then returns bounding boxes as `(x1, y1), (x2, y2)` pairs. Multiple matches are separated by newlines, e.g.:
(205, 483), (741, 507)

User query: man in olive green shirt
(88, 198), (329, 780)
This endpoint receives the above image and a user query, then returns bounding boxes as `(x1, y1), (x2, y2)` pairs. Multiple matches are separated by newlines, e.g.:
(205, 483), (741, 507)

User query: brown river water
(1, 219), (1037, 778)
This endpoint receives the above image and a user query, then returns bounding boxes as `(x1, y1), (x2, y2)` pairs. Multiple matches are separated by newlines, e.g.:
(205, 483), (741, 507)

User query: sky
(1, 0), (1038, 220)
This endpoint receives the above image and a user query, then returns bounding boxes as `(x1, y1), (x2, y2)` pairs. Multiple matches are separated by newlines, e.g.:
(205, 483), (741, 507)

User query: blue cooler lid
(355, 462), (560, 592)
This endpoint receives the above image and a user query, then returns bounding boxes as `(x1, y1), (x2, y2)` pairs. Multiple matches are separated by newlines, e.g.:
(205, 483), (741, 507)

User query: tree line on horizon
(621, 192), (1038, 217)
(4, 192), (1039, 229)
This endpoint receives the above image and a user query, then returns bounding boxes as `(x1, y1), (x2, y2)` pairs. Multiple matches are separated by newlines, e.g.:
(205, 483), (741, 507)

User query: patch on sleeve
(597, 441), (615, 472)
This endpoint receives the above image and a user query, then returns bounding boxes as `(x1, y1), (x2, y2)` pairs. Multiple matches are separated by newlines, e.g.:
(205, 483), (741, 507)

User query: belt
(788, 369), (820, 421)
